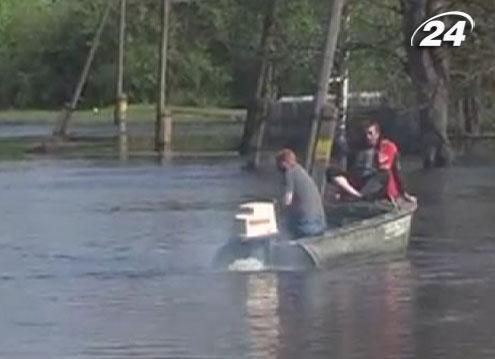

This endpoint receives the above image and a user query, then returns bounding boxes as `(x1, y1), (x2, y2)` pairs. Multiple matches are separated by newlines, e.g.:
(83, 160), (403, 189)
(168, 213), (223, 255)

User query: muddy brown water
(1, 140), (495, 358)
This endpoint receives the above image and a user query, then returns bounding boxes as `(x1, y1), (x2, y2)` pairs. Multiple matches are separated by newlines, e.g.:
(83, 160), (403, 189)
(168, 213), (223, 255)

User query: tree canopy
(0, 0), (493, 135)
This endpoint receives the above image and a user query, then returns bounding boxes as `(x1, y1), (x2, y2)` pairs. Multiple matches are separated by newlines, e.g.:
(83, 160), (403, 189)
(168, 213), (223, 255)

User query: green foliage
(1, 0), (493, 128)
(347, 0), (414, 106)
(0, 0), (328, 109)
(0, 0), (101, 108)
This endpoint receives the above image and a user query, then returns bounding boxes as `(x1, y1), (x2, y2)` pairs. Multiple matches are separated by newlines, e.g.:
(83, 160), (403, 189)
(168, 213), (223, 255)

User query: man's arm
(332, 176), (362, 198)
(284, 169), (295, 206)
(284, 192), (293, 206)
(377, 140), (397, 170)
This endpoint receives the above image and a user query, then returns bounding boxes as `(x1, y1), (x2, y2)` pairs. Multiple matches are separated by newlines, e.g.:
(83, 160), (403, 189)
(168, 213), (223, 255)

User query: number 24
(420, 20), (466, 47)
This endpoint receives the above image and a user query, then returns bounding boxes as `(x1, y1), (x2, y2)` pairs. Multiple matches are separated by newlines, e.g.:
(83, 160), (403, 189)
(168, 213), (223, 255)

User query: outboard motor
(235, 202), (279, 240)
(213, 201), (279, 270)
(213, 201), (316, 271)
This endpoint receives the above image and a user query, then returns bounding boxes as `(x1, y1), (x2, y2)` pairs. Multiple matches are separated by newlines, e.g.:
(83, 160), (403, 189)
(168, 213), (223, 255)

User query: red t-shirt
(377, 139), (400, 199)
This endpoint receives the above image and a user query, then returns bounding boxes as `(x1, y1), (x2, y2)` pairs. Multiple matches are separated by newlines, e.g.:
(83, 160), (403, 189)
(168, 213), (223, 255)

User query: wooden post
(118, 94), (128, 160)
(115, 0), (128, 159)
(114, 0), (127, 126)
(155, 0), (172, 157)
(313, 104), (337, 192)
(305, 0), (346, 171)
(53, 2), (112, 137)
(163, 109), (173, 158)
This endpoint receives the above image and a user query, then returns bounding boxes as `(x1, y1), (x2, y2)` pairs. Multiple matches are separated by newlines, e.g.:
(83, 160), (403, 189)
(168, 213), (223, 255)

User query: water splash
(228, 257), (266, 272)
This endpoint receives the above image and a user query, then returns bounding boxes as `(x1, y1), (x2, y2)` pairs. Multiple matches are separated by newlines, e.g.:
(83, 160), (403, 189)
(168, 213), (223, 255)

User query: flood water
(1, 144), (495, 358)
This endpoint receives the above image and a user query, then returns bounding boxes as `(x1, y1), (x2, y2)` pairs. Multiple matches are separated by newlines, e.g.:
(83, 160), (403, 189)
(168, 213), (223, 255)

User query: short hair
(276, 148), (297, 167)
(364, 120), (381, 133)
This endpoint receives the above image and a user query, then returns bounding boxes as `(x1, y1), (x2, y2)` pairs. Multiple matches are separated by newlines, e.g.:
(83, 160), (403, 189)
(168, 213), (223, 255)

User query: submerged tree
(239, 0), (278, 155)
(350, 0), (495, 167)
(401, 0), (453, 167)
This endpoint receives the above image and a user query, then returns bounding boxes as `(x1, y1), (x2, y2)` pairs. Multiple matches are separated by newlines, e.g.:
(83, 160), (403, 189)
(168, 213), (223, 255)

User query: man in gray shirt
(276, 149), (327, 238)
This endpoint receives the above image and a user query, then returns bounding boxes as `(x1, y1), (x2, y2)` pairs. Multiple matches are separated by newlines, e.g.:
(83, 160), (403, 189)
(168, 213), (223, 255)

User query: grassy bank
(0, 105), (246, 160)
(0, 104), (246, 125)
(0, 133), (242, 161)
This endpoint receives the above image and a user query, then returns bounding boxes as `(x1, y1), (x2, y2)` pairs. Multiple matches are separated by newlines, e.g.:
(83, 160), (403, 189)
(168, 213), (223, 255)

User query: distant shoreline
(0, 104), (246, 125)
(0, 105), (247, 161)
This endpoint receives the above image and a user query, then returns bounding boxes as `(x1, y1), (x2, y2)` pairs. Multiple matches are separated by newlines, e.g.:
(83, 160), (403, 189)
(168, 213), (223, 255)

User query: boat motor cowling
(235, 202), (279, 241)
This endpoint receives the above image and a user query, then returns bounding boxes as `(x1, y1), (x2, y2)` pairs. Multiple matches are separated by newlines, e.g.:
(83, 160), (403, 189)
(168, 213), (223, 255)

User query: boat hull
(214, 201), (417, 270)
(297, 202), (415, 267)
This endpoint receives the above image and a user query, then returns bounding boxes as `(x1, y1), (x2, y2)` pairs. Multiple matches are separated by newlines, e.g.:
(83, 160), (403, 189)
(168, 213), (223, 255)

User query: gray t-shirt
(284, 164), (326, 224)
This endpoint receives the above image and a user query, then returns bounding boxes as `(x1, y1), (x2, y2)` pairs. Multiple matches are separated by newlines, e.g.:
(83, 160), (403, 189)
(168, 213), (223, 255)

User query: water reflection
(272, 259), (414, 359)
(246, 274), (280, 359)
(375, 261), (414, 359)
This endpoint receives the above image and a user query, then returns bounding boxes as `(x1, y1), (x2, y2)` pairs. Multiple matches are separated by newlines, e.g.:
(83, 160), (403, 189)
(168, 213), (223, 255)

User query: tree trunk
(462, 77), (481, 135)
(239, 0), (277, 156)
(402, 0), (454, 168)
(53, 2), (112, 137)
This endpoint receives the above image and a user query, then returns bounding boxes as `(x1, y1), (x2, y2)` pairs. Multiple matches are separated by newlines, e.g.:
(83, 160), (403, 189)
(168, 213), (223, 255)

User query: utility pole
(115, 0), (127, 125)
(115, 0), (128, 159)
(304, 0), (346, 172)
(335, 4), (351, 170)
(155, 0), (172, 157)
(53, 2), (112, 138)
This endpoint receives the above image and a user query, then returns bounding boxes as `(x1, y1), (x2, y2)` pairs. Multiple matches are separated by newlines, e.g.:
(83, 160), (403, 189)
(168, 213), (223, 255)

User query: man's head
(364, 121), (381, 147)
(276, 148), (297, 172)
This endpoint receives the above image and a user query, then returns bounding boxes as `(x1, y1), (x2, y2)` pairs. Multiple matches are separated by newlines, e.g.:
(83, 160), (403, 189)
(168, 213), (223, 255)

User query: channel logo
(410, 11), (475, 47)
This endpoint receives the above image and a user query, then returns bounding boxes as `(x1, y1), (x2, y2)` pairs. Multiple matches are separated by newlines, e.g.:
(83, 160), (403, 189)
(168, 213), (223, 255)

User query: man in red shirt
(326, 121), (416, 203)
(366, 121), (416, 201)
